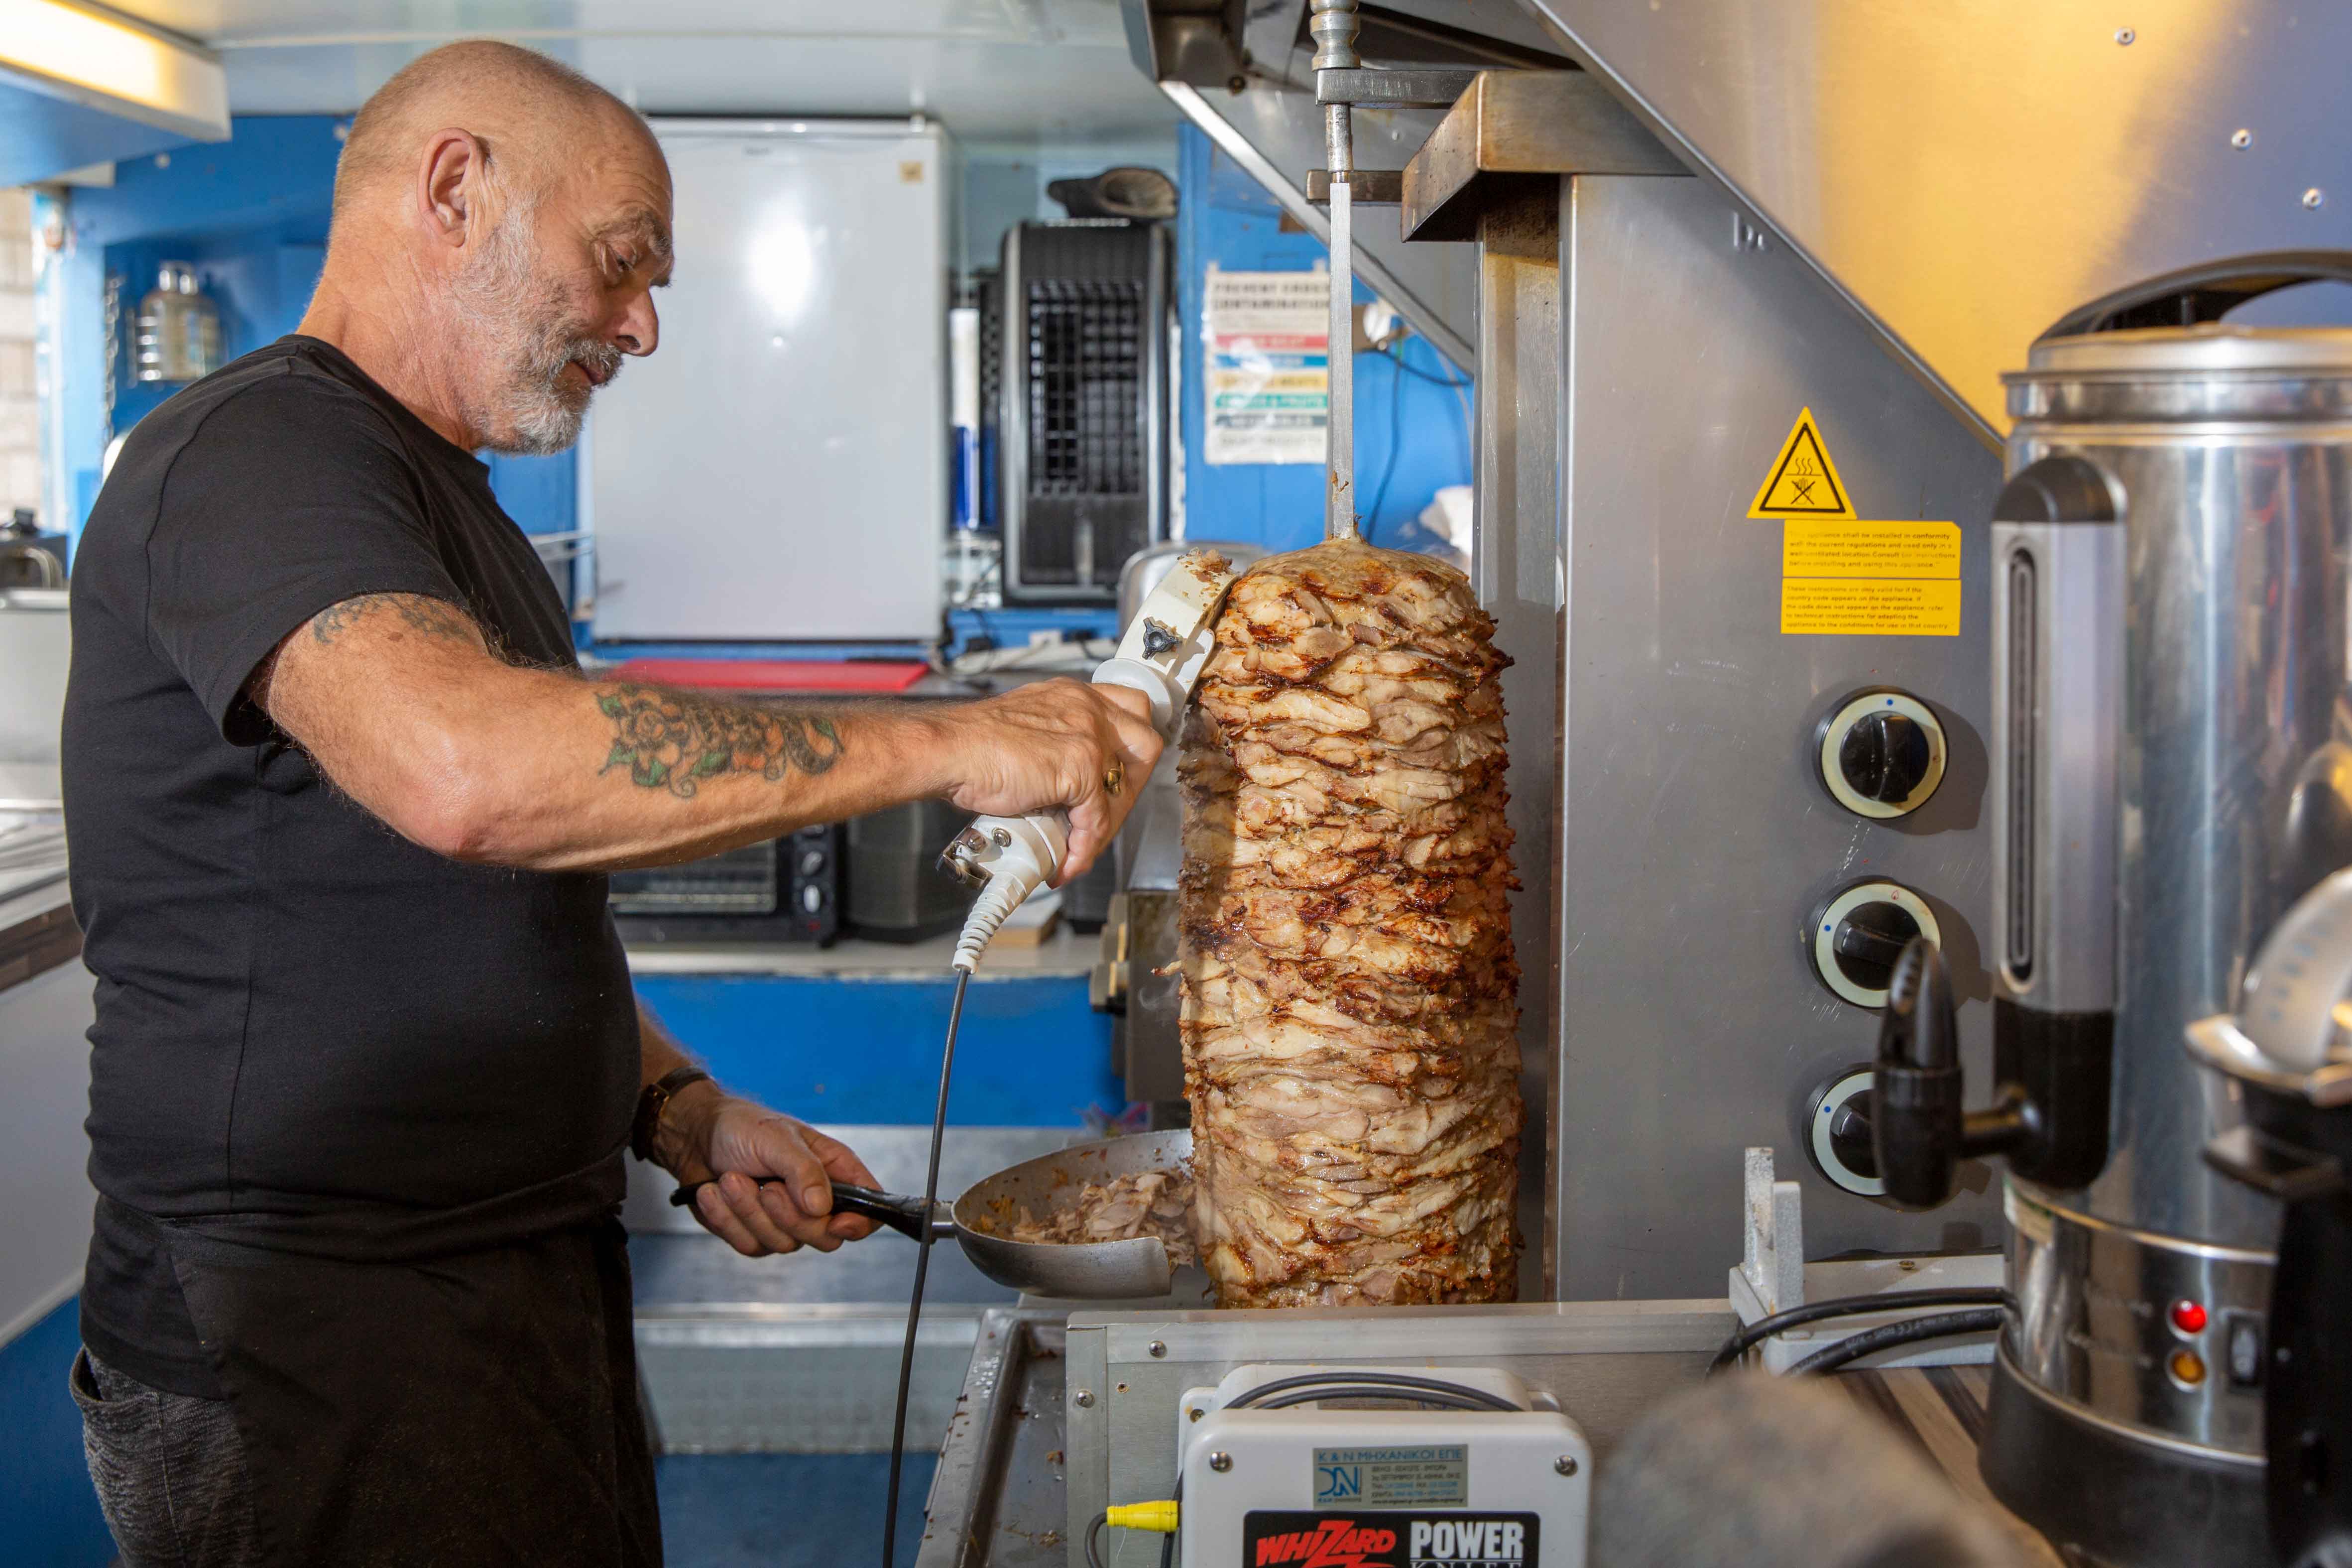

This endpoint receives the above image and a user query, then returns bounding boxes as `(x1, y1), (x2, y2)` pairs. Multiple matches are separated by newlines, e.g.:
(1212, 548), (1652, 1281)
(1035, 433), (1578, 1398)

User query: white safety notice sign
(1203, 266), (1329, 465)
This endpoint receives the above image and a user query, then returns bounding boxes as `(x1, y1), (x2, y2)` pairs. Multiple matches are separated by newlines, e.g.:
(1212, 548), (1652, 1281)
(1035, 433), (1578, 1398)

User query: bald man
(61, 40), (1159, 1567)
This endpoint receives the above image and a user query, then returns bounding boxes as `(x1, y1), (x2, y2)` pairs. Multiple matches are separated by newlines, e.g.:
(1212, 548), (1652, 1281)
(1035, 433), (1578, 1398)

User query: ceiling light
(0, 0), (228, 141)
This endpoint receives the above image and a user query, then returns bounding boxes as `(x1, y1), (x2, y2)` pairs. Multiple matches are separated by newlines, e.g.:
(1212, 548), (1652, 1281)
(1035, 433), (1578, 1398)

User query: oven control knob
(1810, 880), (1942, 1008)
(1817, 689), (1947, 819)
(1805, 1065), (1885, 1197)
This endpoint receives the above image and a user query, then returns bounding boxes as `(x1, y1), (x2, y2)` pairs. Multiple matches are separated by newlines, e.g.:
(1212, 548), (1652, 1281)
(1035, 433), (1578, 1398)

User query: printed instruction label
(1315, 1445), (1470, 1507)
(1781, 518), (1961, 580)
(1203, 266), (1330, 465)
(1780, 578), (1962, 636)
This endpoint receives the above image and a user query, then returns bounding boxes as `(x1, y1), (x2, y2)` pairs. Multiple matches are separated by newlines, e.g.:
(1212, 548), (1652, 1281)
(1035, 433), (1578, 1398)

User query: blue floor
(658, 1452), (938, 1568)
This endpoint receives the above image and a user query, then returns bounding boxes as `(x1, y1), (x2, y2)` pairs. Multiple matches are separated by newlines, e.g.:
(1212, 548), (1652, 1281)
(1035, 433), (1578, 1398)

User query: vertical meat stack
(1178, 536), (1520, 1307)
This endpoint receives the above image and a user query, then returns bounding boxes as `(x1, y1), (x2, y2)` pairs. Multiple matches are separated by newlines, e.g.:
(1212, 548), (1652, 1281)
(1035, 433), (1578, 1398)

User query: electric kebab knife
(938, 549), (1241, 972)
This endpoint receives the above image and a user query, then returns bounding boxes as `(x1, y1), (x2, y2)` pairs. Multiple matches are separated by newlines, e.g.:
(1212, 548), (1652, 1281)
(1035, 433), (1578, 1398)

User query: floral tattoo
(597, 685), (845, 796)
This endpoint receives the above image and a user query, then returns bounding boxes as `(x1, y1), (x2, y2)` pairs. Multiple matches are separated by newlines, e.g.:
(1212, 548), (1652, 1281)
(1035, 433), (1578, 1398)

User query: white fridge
(587, 118), (948, 642)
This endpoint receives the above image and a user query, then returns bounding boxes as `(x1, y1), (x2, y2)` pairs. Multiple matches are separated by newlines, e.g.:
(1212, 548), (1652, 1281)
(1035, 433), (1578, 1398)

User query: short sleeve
(145, 368), (467, 744)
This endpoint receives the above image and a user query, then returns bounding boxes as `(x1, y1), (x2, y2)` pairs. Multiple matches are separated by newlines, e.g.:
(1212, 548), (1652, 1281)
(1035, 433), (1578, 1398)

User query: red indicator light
(2170, 1300), (2209, 1335)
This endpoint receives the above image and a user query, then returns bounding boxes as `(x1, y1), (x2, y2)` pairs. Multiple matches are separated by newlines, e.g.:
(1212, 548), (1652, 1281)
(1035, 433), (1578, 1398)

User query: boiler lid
(2018, 323), (2352, 378)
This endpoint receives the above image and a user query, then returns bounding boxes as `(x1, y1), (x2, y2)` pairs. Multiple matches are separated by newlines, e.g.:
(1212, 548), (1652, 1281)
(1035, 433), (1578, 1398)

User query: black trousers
(80, 1217), (660, 1567)
(74, 1346), (262, 1568)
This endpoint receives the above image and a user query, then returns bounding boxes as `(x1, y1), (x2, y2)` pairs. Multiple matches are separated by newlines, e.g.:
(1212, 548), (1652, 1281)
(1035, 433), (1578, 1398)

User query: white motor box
(1172, 1366), (1590, 1568)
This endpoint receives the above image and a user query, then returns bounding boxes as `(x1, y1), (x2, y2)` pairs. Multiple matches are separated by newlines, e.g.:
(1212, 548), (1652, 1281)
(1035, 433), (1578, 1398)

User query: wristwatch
(631, 1066), (714, 1164)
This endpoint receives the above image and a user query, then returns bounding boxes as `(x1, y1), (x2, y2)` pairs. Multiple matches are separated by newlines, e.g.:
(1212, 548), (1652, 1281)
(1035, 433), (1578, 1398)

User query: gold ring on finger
(1105, 762), (1125, 796)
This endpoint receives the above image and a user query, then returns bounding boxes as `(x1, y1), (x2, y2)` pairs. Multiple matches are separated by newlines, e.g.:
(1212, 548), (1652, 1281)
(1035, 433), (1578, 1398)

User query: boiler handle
(2040, 249), (2352, 338)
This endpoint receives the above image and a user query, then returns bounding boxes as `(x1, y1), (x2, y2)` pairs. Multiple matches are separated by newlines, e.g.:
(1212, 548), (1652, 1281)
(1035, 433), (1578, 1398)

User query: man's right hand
(923, 678), (1166, 883)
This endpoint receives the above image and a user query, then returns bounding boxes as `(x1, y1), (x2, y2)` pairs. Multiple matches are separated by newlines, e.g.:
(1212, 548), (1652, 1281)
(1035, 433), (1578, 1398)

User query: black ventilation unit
(998, 220), (1172, 604)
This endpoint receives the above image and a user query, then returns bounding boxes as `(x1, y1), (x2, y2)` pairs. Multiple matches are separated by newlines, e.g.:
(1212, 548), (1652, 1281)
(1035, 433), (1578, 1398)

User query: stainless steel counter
(917, 1302), (2066, 1568)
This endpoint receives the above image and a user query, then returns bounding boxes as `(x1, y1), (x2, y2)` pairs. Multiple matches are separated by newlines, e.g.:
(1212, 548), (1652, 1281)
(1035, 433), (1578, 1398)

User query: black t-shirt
(64, 336), (639, 1396)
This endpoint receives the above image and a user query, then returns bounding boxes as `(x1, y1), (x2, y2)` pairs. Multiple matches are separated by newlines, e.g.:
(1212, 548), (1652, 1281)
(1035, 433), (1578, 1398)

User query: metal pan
(671, 1128), (1193, 1299)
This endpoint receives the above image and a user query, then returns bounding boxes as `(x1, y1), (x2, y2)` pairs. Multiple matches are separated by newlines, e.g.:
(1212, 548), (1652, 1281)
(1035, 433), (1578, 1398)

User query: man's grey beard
(451, 197), (622, 456)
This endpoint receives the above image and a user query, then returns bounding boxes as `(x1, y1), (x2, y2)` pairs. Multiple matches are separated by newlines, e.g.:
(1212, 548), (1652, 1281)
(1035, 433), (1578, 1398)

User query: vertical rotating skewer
(1311, 0), (1361, 541)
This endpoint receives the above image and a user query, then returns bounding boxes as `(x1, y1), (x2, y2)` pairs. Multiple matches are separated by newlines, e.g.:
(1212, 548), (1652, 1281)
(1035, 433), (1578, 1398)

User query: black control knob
(1810, 880), (1943, 1008)
(1805, 1065), (1885, 1197)
(1834, 901), (1922, 993)
(1840, 711), (1932, 806)
(1815, 689), (1947, 819)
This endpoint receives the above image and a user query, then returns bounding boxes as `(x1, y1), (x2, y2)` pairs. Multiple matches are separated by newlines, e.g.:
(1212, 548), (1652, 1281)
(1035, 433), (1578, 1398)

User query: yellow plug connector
(1106, 1501), (1181, 1533)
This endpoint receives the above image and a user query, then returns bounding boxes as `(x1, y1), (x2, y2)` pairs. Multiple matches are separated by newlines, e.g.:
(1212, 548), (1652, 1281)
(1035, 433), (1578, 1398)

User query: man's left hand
(662, 1086), (881, 1256)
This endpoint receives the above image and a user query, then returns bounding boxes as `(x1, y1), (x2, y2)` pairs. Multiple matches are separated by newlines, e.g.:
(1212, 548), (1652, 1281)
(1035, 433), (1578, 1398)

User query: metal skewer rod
(1310, 0), (1361, 541)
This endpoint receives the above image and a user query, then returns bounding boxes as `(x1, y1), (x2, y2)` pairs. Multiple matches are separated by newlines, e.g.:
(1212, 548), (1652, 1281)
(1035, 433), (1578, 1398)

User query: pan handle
(666, 1179), (954, 1243)
(829, 1182), (956, 1243)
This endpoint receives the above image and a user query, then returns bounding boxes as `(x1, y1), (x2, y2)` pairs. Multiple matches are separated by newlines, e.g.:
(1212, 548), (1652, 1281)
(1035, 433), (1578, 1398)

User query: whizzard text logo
(1254, 1519), (1398, 1567)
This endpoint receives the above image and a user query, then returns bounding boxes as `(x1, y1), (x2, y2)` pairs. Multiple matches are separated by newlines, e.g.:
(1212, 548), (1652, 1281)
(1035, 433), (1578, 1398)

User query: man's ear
(416, 128), (484, 250)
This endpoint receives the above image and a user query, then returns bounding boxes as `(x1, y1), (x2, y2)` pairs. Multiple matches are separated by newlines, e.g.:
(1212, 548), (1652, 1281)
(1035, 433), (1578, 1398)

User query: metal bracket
(1314, 66), (1484, 107)
(1739, 1146), (1807, 1316)
(1399, 70), (1687, 242)
(1306, 169), (1404, 205)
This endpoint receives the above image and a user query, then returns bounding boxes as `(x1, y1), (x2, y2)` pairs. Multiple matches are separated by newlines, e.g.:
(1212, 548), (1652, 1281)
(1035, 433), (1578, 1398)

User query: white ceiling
(103, 0), (1178, 146)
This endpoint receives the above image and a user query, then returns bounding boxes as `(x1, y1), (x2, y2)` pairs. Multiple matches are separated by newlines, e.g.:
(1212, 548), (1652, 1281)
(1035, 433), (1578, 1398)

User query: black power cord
(1784, 1307), (2007, 1378)
(881, 967), (972, 1568)
(1226, 1370), (1521, 1412)
(1708, 1287), (2010, 1375)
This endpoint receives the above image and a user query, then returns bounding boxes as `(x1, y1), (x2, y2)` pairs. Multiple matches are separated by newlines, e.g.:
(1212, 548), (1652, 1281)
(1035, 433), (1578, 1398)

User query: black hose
(1248, 1386), (1515, 1413)
(1783, 1308), (2007, 1378)
(1226, 1370), (1519, 1412)
(1708, 1288), (2010, 1375)
(881, 968), (971, 1568)
(1086, 1511), (1109, 1568)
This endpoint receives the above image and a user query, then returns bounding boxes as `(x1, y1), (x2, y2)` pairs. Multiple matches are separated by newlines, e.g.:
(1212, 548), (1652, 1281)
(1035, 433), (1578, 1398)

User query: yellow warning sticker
(1781, 519), (1960, 580)
(1780, 578), (1962, 636)
(1749, 408), (1855, 519)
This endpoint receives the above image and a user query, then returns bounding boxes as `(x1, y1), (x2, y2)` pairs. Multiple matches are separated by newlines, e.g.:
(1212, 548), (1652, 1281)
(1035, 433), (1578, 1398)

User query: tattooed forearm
(596, 685), (845, 797)
(311, 593), (479, 645)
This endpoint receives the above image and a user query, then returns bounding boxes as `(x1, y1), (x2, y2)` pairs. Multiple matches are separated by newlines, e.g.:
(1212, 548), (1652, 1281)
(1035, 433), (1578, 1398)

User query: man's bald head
(307, 39), (672, 457)
(334, 41), (649, 226)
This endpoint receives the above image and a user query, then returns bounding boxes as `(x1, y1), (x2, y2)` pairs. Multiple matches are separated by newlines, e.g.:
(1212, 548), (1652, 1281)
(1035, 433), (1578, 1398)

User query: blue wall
(633, 971), (1118, 1127)
(1174, 123), (1472, 558)
(0, 1298), (117, 1568)
(49, 116), (575, 550)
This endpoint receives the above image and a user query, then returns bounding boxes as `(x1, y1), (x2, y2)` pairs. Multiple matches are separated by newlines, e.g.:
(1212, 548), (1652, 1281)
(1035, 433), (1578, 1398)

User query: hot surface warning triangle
(1749, 408), (1854, 518)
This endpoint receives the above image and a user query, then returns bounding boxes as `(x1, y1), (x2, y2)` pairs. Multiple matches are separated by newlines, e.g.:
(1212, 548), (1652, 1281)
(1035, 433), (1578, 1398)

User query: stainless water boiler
(1872, 254), (2352, 1568)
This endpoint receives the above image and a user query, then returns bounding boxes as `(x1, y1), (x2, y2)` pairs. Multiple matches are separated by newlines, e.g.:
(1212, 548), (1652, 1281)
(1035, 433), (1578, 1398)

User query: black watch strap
(631, 1067), (713, 1164)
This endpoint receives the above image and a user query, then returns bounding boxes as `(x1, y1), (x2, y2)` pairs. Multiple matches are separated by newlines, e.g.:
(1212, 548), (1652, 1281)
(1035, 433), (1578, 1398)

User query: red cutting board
(603, 659), (931, 695)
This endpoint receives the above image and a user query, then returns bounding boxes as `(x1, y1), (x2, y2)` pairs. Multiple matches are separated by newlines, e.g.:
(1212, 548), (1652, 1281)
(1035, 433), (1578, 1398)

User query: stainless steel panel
(1554, 174), (2003, 1300)
(2003, 1187), (2270, 1460)
(1472, 191), (1564, 1299)
(1518, 0), (2352, 437)
(915, 1311), (1070, 1568)
(0, 957), (96, 1348)
(1061, 1299), (1732, 1566)
(633, 1311), (980, 1454)
(0, 597), (68, 768)
(588, 119), (947, 641)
